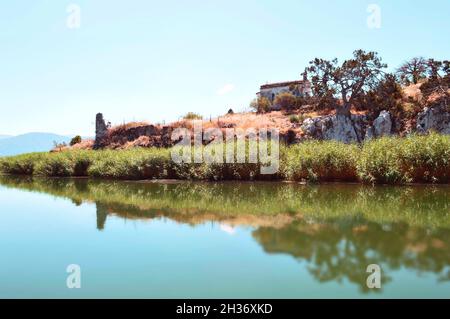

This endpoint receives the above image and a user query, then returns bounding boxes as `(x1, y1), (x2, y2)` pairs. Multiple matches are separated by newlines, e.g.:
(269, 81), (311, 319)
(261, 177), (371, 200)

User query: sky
(0, 0), (449, 136)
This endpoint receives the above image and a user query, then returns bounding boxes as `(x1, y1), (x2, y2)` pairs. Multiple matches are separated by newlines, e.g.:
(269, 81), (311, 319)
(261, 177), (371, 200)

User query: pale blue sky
(1, 0), (449, 136)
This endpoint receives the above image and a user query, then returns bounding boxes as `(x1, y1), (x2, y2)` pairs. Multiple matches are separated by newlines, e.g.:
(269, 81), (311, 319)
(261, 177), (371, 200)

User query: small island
(1, 2), (449, 301)
(1, 51), (448, 185)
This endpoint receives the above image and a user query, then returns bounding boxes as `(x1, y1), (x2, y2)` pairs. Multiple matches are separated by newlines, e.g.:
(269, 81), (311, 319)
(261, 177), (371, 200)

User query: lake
(0, 176), (449, 298)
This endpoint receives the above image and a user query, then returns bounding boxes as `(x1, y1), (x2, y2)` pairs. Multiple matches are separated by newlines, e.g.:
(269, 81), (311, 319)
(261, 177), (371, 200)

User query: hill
(0, 133), (71, 156)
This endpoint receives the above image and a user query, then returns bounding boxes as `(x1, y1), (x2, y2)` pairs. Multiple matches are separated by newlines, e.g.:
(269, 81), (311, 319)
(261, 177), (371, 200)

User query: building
(256, 73), (312, 110)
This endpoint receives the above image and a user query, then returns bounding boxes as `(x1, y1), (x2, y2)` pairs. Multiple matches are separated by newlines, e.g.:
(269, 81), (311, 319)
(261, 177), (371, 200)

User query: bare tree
(396, 57), (428, 85)
(420, 59), (450, 107)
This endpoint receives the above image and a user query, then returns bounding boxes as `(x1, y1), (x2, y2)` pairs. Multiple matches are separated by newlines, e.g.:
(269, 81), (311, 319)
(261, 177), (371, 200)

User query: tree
(420, 59), (450, 107)
(305, 50), (387, 116)
(70, 135), (82, 146)
(250, 97), (272, 113)
(354, 73), (403, 116)
(396, 57), (427, 85)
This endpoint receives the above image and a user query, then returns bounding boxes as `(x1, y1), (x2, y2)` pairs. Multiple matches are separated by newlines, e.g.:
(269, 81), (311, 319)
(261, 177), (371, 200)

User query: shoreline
(2, 174), (450, 188)
(1, 133), (450, 185)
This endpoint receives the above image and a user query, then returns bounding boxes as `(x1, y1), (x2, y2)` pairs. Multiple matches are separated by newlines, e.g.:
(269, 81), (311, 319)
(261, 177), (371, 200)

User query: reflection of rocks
(94, 194), (450, 293)
(95, 201), (300, 231)
(1, 176), (450, 293)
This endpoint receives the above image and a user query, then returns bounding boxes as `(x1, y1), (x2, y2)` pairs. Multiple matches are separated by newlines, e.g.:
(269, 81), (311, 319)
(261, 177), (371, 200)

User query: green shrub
(284, 141), (359, 182)
(357, 133), (450, 184)
(87, 148), (171, 180)
(35, 154), (74, 177)
(70, 135), (82, 146)
(1, 134), (449, 184)
(289, 115), (300, 123)
(34, 151), (97, 177)
(357, 137), (405, 184)
(0, 153), (43, 175)
(274, 92), (297, 110)
(250, 97), (272, 113)
(183, 112), (203, 120)
(398, 133), (450, 183)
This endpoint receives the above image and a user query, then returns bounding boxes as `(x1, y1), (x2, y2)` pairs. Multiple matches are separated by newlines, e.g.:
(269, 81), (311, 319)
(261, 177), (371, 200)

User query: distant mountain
(0, 133), (72, 156)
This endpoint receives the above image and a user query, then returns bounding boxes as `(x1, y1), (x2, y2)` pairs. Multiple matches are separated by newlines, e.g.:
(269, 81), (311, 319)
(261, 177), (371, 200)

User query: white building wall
(258, 82), (312, 110)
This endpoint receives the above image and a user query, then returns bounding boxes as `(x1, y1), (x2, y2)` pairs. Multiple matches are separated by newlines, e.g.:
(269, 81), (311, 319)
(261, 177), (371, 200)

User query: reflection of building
(256, 73), (312, 110)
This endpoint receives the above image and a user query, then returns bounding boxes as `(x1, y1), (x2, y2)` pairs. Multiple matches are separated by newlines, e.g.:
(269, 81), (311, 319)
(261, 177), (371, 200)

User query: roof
(260, 80), (308, 90)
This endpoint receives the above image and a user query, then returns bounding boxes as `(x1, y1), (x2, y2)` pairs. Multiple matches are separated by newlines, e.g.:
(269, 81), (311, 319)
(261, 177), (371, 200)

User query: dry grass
(173, 110), (328, 135)
(171, 111), (298, 134)
(51, 139), (94, 152)
(427, 89), (450, 104)
(64, 83), (447, 153)
(70, 139), (94, 150)
(64, 108), (377, 152)
(109, 121), (150, 136)
(403, 83), (423, 102)
(123, 136), (152, 149)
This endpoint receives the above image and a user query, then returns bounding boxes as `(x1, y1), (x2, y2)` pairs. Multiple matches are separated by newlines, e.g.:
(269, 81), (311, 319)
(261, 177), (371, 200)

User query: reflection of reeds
(0, 176), (449, 229)
(1, 176), (449, 292)
(1, 133), (450, 184)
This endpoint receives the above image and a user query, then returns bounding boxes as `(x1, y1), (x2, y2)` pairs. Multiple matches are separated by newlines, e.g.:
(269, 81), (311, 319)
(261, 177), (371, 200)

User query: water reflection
(254, 218), (450, 293)
(0, 176), (449, 293)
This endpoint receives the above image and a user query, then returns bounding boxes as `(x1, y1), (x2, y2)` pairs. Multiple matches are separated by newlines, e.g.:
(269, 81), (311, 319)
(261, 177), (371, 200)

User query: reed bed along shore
(1, 133), (449, 185)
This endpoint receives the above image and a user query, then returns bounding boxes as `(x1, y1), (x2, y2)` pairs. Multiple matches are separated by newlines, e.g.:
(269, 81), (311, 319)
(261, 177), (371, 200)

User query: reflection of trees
(1, 176), (449, 228)
(1, 175), (450, 292)
(253, 217), (450, 292)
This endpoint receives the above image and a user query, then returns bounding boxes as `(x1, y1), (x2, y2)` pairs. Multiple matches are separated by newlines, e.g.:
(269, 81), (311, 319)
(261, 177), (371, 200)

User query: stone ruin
(94, 102), (450, 149)
(94, 113), (110, 149)
(94, 113), (174, 149)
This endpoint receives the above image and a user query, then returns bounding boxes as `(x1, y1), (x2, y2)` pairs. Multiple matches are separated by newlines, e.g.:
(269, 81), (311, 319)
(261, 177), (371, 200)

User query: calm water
(0, 176), (449, 298)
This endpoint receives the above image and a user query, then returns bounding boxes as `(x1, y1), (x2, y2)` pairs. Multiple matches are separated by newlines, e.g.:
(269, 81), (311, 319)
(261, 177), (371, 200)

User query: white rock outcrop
(300, 114), (368, 143)
(321, 114), (360, 143)
(416, 106), (450, 134)
(373, 110), (392, 137)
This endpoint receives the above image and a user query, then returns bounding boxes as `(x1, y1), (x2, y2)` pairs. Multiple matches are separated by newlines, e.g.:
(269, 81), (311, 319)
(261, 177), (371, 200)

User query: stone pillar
(94, 113), (108, 149)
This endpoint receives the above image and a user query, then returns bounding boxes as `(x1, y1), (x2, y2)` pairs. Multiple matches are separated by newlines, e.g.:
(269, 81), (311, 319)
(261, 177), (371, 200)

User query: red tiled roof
(260, 80), (308, 90)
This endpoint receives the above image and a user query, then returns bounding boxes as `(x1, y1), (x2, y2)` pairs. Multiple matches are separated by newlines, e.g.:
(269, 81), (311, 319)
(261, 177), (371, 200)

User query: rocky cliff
(300, 103), (450, 143)
(92, 103), (450, 150)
